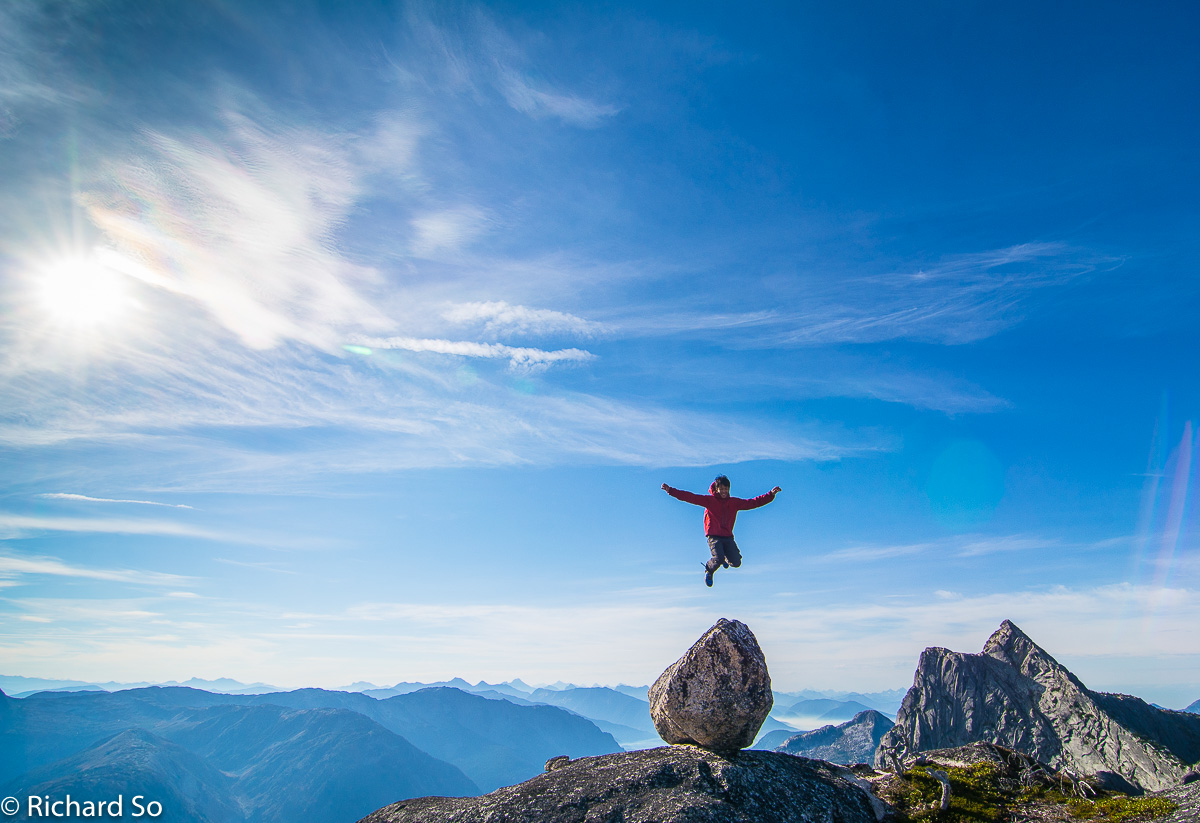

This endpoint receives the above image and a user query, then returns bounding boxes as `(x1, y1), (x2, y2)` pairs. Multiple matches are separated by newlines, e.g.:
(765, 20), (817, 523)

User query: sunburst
(36, 254), (131, 327)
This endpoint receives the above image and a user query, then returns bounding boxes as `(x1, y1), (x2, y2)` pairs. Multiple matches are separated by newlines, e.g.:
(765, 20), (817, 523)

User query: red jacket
(665, 481), (777, 537)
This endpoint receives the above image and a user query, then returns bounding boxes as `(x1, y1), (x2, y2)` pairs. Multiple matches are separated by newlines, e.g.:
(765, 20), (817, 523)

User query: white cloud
(38, 493), (194, 509)
(499, 70), (620, 127)
(443, 300), (610, 338)
(0, 4), (88, 127)
(620, 243), (1119, 349)
(84, 102), (396, 351)
(0, 513), (303, 548)
(956, 535), (1059, 557)
(410, 206), (491, 258)
(354, 335), (595, 373)
(0, 553), (186, 586)
(817, 534), (1105, 563)
(392, 5), (620, 128)
(771, 243), (1121, 346)
(818, 542), (936, 562)
(353, 112), (424, 178)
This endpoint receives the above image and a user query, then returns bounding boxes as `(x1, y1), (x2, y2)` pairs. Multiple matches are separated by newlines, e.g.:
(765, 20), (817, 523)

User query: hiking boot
(721, 560), (729, 569)
(704, 568), (714, 587)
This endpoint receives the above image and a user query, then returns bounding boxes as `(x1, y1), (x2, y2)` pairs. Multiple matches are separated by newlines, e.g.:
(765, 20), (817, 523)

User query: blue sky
(1, 1), (1197, 707)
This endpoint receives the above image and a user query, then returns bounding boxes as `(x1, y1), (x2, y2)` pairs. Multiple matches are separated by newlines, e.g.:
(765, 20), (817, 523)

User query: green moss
(880, 762), (1177, 823)
(1067, 795), (1178, 821)
(898, 765), (1007, 822)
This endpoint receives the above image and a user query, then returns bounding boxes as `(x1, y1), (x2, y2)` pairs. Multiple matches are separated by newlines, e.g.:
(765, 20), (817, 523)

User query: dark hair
(713, 474), (730, 488)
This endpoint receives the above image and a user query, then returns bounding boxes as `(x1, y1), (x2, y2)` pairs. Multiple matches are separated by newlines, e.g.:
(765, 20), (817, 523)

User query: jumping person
(661, 475), (782, 587)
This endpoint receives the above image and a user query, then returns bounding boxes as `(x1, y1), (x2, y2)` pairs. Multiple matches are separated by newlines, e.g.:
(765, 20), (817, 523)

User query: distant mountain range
(6, 657), (1193, 823)
(766, 710), (895, 764)
(0, 675), (283, 698)
(0, 674), (908, 747)
(777, 698), (877, 723)
(0, 684), (622, 823)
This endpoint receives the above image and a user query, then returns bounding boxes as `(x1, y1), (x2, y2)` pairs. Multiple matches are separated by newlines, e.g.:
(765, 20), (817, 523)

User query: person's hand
(771, 486), (782, 494)
(661, 483), (670, 492)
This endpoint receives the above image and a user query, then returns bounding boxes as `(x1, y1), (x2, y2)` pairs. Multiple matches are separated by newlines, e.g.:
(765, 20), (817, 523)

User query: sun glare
(36, 256), (131, 327)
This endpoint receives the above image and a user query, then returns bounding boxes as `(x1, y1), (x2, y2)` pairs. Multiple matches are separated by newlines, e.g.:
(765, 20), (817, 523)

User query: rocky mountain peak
(981, 620), (1085, 690)
(876, 620), (1200, 792)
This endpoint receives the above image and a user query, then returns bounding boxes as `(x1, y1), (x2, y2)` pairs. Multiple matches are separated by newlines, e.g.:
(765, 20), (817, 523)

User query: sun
(36, 255), (132, 327)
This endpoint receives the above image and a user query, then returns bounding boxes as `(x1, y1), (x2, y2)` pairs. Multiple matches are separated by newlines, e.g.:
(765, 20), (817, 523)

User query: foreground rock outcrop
(876, 620), (1200, 791)
(649, 618), (773, 751)
(778, 709), (895, 765)
(871, 741), (1194, 822)
(357, 745), (895, 823)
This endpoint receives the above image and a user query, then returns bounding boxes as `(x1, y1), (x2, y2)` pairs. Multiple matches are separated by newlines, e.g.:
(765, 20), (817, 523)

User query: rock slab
(649, 618), (773, 751)
(875, 619), (1200, 791)
(357, 745), (895, 823)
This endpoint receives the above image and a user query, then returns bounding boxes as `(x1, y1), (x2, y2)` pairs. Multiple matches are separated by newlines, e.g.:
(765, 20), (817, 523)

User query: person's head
(712, 475), (731, 498)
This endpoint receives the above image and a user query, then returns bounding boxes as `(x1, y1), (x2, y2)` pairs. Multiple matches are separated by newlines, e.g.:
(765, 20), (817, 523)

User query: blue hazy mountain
(164, 703), (476, 821)
(0, 675), (152, 697)
(525, 687), (657, 744)
(0, 675), (280, 698)
(2, 728), (241, 823)
(213, 686), (621, 792)
(755, 715), (800, 741)
(363, 678), (538, 701)
(772, 710), (896, 765)
(0, 687), (477, 823)
(612, 684), (651, 701)
(5, 682), (620, 794)
(781, 698), (876, 723)
(253, 687), (621, 791)
(1186, 699), (1199, 714)
(753, 728), (797, 751)
(773, 689), (906, 716)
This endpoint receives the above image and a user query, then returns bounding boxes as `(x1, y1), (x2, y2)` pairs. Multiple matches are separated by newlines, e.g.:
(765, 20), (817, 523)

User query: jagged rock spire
(875, 620), (1200, 791)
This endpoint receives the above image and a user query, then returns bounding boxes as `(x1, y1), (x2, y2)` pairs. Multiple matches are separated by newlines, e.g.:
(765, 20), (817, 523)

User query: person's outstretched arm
(735, 486), (782, 511)
(661, 483), (710, 506)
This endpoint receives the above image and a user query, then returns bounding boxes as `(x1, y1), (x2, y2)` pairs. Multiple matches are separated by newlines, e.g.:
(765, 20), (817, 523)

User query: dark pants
(706, 535), (742, 574)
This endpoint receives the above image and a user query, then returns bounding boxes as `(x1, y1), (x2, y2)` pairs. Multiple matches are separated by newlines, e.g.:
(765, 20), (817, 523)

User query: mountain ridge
(876, 619), (1200, 791)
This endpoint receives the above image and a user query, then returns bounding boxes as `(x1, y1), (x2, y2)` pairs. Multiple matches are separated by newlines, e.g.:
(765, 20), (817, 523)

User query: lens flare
(1137, 419), (1197, 635)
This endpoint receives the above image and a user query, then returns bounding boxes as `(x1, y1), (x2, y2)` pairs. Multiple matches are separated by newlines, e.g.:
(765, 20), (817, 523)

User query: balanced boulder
(649, 618), (773, 751)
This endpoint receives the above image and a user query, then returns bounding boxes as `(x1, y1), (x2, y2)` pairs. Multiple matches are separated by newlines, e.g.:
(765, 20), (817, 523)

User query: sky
(0, 1), (1198, 708)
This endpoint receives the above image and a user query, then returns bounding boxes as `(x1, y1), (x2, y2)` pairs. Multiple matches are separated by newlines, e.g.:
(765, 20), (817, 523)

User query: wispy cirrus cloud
(410, 206), (492, 258)
(395, 4), (620, 128)
(617, 242), (1119, 348)
(443, 300), (611, 338)
(772, 242), (1121, 346)
(85, 104), (397, 351)
(498, 70), (620, 127)
(38, 493), (194, 509)
(353, 335), (595, 373)
(817, 533), (1097, 562)
(0, 513), (302, 548)
(818, 542), (936, 562)
(957, 535), (1061, 557)
(0, 552), (187, 586)
(0, 4), (93, 130)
